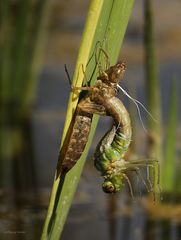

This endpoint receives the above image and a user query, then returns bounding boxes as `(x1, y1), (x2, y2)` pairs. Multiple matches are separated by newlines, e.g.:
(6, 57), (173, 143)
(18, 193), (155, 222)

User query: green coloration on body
(93, 89), (132, 194)
(94, 125), (131, 193)
(94, 122), (159, 194)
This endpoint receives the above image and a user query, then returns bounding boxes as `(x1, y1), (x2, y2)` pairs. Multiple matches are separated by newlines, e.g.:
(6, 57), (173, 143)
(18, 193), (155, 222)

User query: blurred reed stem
(161, 77), (178, 192)
(144, 0), (162, 194)
(11, 0), (30, 102)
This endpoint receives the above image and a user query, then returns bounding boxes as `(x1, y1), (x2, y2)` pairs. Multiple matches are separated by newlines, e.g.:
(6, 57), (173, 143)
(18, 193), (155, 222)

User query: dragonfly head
(102, 175), (124, 193)
(105, 61), (126, 85)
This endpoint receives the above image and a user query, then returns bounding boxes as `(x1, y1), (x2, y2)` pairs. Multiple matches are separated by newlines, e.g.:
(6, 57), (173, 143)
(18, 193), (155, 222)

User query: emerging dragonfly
(57, 43), (159, 196)
(91, 62), (159, 195)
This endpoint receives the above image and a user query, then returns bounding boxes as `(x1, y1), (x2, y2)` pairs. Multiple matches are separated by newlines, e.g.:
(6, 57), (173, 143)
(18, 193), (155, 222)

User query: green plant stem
(41, 0), (134, 239)
(161, 78), (178, 192)
(144, 0), (162, 193)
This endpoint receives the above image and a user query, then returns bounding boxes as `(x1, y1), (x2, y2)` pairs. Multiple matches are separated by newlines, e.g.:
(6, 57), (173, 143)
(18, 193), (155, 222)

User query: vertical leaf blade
(41, 1), (134, 239)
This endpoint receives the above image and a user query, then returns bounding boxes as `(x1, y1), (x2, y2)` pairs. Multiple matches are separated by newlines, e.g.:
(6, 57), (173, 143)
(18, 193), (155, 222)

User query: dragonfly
(57, 44), (159, 197)
(92, 62), (159, 195)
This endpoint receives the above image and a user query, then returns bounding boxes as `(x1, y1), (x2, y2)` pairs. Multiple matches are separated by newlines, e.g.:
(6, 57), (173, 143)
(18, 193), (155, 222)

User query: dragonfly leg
(134, 167), (151, 192)
(71, 86), (96, 92)
(86, 41), (105, 83)
(125, 166), (151, 193)
(128, 160), (161, 201)
(123, 173), (134, 199)
(86, 40), (103, 68)
(98, 47), (110, 70)
(64, 62), (97, 95)
(146, 166), (154, 191)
